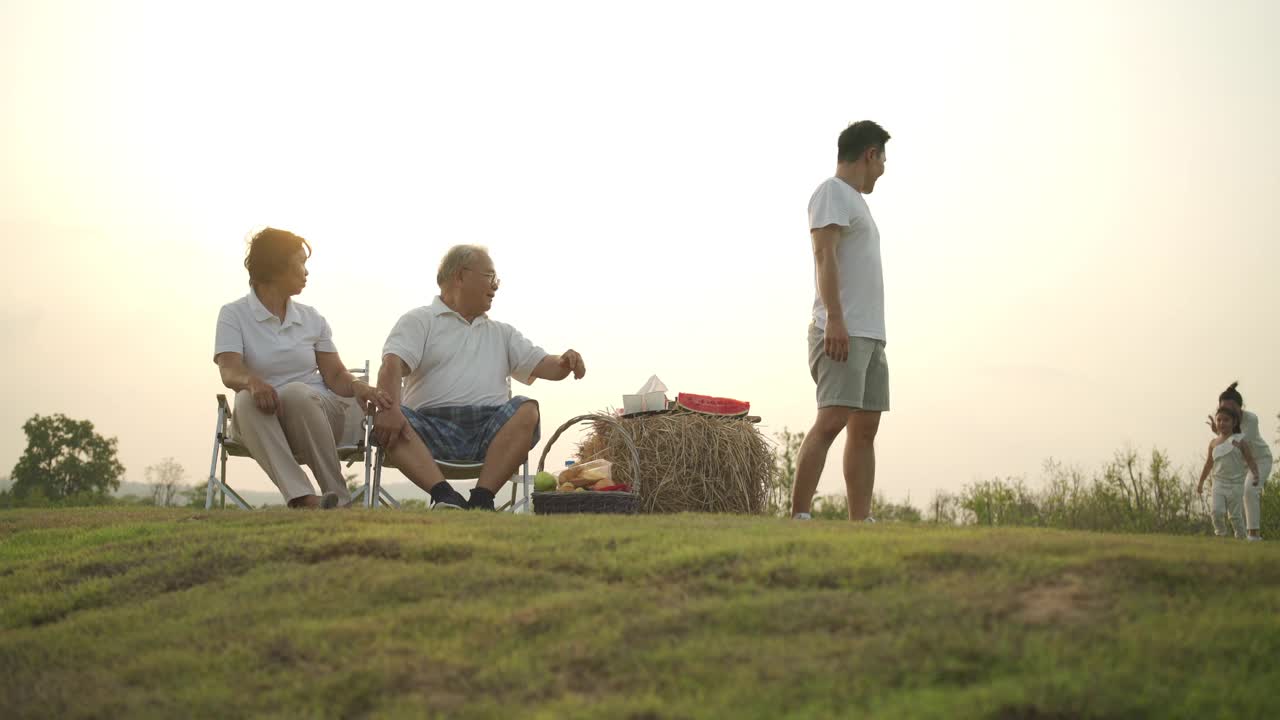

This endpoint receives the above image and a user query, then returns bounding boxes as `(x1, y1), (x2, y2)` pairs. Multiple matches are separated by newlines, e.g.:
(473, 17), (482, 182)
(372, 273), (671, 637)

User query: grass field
(1, 508), (1277, 719)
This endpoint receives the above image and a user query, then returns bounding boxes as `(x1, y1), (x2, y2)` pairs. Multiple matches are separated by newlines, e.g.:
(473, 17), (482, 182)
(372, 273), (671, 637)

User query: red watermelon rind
(676, 392), (750, 417)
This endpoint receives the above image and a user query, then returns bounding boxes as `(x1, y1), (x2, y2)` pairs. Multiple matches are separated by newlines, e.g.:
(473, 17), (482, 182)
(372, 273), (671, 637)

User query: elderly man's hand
(372, 406), (408, 450)
(559, 349), (586, 380)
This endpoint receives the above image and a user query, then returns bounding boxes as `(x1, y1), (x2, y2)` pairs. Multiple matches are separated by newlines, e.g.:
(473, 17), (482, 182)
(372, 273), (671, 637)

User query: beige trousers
(231, 382), (352, 504)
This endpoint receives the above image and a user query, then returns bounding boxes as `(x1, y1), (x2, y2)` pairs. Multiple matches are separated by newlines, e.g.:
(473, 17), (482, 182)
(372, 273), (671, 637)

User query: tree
(180, 483), (208, 509)
(928, 490), (961, 525)
(146, 457), (185, 507)
(767, 428), (805, 516)
(10, 414), (125, 502)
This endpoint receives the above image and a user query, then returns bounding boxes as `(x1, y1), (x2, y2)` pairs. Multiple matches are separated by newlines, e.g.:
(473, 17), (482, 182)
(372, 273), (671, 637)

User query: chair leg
(206, 432), (223, 511)
(216, 453), (253, 510)
(377, 486), (400, 509)
(219, 453), (228, 509)
(220, 483), (252, 510)
(522, 459), (530, 510)
(510, 458), (532, 513)
(370, 447), (384, 509)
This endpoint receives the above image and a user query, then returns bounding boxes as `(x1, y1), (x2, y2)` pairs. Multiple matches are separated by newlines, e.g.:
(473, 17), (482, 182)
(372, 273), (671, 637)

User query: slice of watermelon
(676, 392), (750, 417)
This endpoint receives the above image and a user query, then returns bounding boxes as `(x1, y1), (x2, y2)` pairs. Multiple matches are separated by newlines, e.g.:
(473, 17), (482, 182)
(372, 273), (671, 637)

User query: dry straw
(576, 412), (775, 514)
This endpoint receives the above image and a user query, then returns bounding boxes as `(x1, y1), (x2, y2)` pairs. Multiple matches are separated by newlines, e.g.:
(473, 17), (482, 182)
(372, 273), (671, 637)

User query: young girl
(1199, 405), (1261, 539)
(1207, 382), (1273, 541)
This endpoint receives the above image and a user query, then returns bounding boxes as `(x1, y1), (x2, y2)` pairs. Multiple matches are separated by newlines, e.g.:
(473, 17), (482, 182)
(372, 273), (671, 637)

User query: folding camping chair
(361, 438), (532, 512)
(205, 361), (371, 510)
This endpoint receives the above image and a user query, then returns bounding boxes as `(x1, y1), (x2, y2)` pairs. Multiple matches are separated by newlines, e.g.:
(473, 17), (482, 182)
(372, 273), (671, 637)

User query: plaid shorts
(400, 396), (540, 462)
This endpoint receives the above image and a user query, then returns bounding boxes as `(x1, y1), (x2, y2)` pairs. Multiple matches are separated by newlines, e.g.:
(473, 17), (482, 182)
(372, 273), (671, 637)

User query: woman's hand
(352, 380), (394, 414)
(1205, 414), (1218, 434)
(248, 376), (280, 414)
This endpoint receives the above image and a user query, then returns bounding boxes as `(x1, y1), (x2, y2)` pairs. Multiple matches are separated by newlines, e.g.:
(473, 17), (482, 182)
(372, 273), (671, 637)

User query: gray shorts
(808, 324), (890, 411)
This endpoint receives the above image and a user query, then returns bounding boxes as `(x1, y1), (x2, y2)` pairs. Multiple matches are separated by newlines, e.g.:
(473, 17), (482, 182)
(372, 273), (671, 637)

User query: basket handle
(537, 413), (642, 492)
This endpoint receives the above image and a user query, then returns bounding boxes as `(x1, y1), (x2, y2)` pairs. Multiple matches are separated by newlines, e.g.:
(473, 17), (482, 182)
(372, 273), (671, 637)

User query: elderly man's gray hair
(436, 244), (490, 288)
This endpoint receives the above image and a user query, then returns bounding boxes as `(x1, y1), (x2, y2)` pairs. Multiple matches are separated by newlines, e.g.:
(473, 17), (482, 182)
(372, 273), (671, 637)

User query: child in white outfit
(1199, 405), (1261, 539)
(1209, 382), (1272, 540)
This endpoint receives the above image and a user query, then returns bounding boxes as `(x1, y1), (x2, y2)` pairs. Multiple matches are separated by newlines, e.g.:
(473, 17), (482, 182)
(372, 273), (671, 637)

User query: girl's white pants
(1213, 481), (1246, 539)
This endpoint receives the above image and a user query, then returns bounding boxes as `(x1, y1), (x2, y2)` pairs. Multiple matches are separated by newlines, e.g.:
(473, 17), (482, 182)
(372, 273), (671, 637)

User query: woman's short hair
(436, 244), (489, 288)
(244, 228), (311, 288)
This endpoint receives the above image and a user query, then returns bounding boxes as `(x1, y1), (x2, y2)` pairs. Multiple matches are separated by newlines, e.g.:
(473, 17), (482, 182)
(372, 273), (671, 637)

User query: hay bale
(576, 412), (775, 514)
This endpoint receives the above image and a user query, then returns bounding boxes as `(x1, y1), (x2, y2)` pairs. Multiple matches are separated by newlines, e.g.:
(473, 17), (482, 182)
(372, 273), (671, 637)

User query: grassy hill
(1, 508), (1277, 719)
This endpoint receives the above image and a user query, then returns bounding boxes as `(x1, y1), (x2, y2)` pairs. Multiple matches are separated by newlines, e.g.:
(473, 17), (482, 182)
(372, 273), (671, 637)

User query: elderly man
(371, 245), (586, 510)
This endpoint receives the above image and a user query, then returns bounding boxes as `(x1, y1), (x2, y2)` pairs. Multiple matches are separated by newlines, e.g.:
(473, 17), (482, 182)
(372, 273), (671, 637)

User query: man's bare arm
(376, 354), (411, 406)
(532, 350), (586, 381)
(812, 224), (848, 362)
(372, 354), (412, 449)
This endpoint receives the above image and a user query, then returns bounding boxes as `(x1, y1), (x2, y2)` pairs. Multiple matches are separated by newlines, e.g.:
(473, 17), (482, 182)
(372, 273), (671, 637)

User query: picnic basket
(533, 413), (641, 515)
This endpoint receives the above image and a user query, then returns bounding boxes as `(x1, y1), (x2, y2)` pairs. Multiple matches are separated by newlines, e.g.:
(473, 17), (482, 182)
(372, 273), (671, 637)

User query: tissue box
(622, 391), (668, 415)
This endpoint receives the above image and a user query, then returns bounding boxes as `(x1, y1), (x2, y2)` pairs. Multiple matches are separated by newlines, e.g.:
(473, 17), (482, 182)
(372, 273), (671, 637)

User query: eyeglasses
(463, 267), (500, 288)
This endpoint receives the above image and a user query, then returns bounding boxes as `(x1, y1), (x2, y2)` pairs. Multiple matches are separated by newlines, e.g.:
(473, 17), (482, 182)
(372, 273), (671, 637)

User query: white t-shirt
(808, 176), (885, 341)
(382, 296), (547, 410)
(213, 291), (337, 393)
(1241, 410), (1273, 462)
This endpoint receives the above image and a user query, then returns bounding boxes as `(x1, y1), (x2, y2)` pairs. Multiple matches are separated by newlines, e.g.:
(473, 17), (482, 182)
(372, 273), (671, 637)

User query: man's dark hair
(244, 227), (311, 288)
(837, 120), (891, 164)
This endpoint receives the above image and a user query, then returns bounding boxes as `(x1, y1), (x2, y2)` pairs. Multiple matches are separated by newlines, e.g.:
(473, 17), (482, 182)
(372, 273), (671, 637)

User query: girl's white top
(1212, 433), (1249, 485)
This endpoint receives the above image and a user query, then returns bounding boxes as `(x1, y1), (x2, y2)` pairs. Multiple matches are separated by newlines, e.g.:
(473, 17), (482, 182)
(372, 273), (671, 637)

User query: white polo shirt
(382, 296), (546, 410)
(214, 291), (338, 393)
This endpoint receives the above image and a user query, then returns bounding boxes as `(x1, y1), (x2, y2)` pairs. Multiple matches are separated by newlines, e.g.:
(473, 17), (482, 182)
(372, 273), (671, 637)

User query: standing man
(792, 120), (891, 521)
(371, 244), (586, 510)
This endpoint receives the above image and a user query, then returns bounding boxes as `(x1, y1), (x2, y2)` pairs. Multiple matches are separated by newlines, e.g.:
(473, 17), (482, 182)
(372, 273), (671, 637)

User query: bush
(959, 478), (1041, 527)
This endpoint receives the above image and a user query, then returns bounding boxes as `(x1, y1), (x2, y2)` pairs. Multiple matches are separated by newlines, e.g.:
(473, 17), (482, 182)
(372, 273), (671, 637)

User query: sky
(2, 0), (1278, 506)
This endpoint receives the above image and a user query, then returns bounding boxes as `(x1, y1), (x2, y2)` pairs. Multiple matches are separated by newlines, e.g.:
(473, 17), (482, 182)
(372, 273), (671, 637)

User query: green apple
(534, 471), (557, 492)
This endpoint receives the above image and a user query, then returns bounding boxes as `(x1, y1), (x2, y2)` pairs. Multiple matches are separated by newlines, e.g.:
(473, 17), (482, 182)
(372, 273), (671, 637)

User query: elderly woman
(213, 228), (390, 508)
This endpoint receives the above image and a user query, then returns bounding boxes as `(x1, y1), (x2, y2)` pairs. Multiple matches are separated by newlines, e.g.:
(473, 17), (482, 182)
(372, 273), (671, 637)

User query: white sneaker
(864, 516), (877, 524)
(792, 512), (812, 520)
(1247, 536), (1263, 542)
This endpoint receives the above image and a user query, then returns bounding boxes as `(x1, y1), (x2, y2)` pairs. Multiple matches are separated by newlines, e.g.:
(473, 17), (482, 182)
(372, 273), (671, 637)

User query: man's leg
(385, 424), (448, 493)
(792, 406), (854, 515)
(476, 401), (539, 493)
(844, 411), (881, 521)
